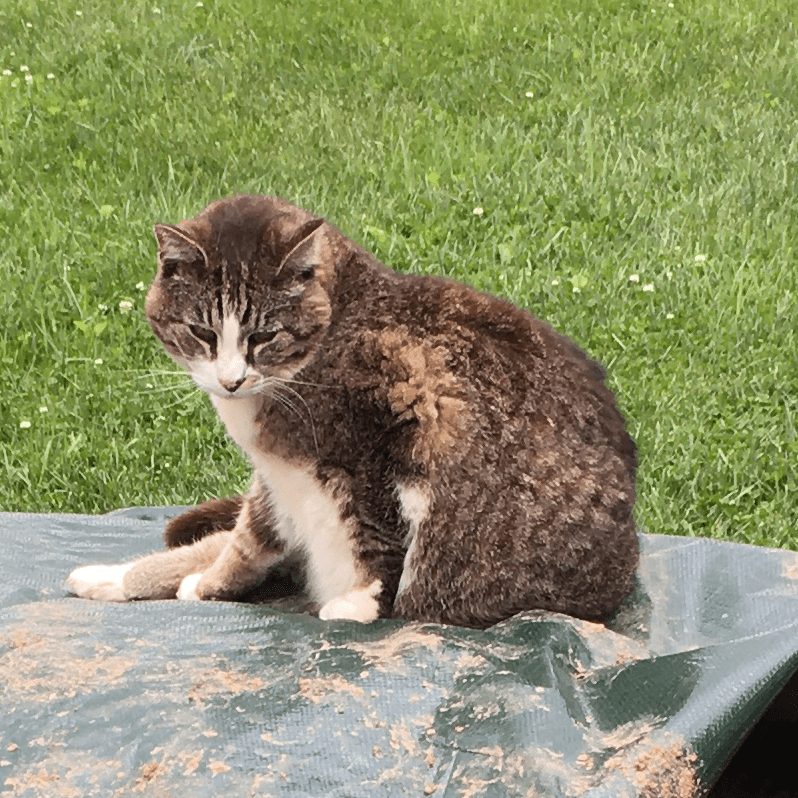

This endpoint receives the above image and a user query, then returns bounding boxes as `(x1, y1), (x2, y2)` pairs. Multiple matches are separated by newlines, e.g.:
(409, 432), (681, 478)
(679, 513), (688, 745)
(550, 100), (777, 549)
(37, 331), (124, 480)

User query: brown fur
(164, 496), (244, 548)
(128, 195), (637, 628)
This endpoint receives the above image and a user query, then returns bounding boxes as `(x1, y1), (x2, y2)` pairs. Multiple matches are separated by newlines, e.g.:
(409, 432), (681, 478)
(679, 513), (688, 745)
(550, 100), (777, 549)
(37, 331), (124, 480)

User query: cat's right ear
(153, 224), (208, 280)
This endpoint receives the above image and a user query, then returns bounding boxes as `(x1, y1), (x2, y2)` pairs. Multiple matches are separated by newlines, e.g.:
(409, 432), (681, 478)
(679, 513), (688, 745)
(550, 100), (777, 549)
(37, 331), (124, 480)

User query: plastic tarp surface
(1, 507), (797, 797)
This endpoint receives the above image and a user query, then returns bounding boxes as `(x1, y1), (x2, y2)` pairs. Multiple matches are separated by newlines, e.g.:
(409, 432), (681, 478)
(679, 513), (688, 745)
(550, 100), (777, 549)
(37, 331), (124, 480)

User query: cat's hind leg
(67, 531), (230, 602)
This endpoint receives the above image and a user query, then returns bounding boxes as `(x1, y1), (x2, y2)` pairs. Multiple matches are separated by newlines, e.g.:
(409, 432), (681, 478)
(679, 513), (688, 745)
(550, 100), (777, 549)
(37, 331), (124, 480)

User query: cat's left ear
(153, 224), (208, 280)
(275, 218), (329, 282)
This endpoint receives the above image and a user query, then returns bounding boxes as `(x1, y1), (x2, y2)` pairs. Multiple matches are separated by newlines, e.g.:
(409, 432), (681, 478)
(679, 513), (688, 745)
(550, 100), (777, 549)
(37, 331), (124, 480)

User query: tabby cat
(67, 195), (638, 629)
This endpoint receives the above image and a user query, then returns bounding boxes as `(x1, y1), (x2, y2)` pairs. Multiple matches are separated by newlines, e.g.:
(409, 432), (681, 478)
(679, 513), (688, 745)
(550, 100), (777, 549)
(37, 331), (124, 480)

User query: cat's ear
(275, 218), (328, 281)
(153, 224), (208, 280)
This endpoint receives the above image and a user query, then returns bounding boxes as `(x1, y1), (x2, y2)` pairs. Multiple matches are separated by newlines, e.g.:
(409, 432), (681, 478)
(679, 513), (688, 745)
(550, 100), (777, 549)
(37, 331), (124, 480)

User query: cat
(67, 194), (639, 629)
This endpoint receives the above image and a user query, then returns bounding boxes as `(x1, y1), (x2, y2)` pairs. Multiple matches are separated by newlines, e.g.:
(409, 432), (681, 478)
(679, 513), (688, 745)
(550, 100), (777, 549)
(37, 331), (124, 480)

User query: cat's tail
(164, 496), (245, 548)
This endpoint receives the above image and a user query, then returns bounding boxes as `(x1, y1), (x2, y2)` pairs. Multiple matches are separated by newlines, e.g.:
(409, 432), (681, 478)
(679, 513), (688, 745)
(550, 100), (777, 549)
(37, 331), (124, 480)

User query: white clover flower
(694, 253), (707, 262)
(642, 283), (654, 292)
(76, 10), (83, 15)
(24, 74), (33, 84)
(47, 73), (55, 80)
(628, 274), (640, 283)
(39, 406), (48, 413)
(472, 207), (484, 216)
(26, 22), (33, 28)
(2, 70), (11, 76)
(525, 91), (534, 98)
(666, 313), (674, 320)
(195, 1), (204, 6)
(135, 281), (146, 291)
(19, 420), (31, 429)
(20, 65), (29, 72)
(119, 300), (133, 313)
(551, 278), (560, 286)
(94, 358), (103, 365)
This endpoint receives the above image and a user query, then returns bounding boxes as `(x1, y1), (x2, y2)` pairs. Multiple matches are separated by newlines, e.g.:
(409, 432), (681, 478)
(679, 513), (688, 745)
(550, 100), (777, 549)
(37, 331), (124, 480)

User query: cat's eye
(189, 325), (217, 346)
(249, 329), (279, 347)
(297, 265), (315, 281)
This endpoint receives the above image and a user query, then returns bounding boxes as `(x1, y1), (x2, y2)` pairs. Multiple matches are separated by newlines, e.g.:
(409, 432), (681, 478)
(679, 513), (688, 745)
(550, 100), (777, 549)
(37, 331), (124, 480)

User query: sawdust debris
(298, 675), (365, 704)
(209, 760), (230, 776)
(783, 558), (798, 580)
(389, 722), (421, 758)
(603, 733), (700, 798)
(4, 771), (60, 795)
(180, 749), (203, 776)
(576, 752), (594, 771)
(349, 626), (442, 672)
(132, 760), (161, 792)
(188, 668), (267, 706)
(453, 652), (488, 675)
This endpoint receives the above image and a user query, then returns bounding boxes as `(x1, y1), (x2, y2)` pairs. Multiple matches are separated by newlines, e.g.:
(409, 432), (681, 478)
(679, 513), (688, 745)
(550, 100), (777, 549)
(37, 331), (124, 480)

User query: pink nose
(221, 377), (245, 393)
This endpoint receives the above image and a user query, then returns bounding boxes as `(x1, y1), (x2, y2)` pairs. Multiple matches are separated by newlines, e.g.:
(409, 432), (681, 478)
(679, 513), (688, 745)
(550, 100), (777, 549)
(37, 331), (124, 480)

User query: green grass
(0, 0), (796, 550)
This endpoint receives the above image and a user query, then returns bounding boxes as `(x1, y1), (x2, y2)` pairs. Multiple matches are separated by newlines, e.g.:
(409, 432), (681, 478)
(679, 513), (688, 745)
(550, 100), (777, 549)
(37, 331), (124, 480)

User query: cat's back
(334, 250), (631, 457)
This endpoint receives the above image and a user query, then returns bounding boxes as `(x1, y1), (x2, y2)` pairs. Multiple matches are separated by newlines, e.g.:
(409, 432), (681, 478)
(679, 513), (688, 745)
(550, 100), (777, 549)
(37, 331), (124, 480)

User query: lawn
(0, 0), (795, 550)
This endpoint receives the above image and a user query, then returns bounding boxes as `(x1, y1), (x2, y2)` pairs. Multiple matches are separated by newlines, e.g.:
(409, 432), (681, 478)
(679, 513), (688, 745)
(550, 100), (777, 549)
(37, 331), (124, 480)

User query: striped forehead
(198, 272), (253, 328)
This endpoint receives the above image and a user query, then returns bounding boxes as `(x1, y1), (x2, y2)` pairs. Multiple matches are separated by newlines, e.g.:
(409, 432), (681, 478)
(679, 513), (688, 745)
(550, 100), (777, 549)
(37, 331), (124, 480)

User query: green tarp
(1, 507), (796, 797)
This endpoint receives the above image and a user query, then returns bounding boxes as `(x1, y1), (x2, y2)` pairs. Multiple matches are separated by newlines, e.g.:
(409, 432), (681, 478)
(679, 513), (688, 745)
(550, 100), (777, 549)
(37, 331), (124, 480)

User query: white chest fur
(210, 393), (261, 453)
(210, 393), (364, 609)
(252, 452), (363, 606)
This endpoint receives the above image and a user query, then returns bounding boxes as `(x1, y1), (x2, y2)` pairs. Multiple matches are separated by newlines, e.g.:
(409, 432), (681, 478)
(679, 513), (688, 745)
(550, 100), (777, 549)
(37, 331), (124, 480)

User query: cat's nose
(220, 377), (246, 394)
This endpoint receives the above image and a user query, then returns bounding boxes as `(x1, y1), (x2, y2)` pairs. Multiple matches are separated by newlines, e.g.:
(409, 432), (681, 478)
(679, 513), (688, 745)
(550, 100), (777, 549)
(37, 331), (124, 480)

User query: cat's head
(146, 195), (347, 398)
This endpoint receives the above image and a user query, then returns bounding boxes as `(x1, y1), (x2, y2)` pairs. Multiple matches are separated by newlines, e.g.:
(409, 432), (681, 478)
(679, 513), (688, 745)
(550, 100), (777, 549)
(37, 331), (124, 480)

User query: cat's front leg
(67, 530), (231, 601)
(317, 579), (384, 623)
(309, 518), (403, 623)
(175, 498), (286, 602)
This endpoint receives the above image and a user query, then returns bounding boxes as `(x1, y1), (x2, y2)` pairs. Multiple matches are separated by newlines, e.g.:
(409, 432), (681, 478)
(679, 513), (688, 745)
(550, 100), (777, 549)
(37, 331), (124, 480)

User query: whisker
(137, 384), (192, 396)
(269, 375), (335, 390)
(116, 371), (194, 393)
(279, 384), (320, 455)
(158, 390), (202, 412)
(260, 380), (320, 454)
(117, 368), (188, 377)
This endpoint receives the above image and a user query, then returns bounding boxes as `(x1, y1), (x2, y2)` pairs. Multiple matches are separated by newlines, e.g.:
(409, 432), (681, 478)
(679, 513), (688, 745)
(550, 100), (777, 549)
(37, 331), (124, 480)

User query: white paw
(67, 563), (134, 602)
(177, 573), (204, 601)
(319, 581), (382, 623)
